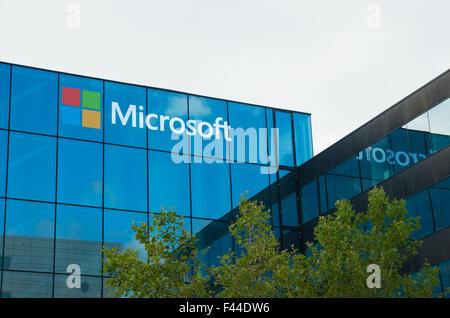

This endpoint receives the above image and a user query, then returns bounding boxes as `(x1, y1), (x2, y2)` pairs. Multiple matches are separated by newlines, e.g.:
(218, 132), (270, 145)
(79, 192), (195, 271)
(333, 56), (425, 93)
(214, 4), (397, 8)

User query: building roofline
(295, 68), (450, 186)
(0, 59), (311, 116)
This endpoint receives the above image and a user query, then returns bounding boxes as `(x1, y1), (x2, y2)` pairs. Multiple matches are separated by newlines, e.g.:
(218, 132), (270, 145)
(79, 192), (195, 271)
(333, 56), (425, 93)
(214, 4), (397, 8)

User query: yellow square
(82, 109), (101, 129)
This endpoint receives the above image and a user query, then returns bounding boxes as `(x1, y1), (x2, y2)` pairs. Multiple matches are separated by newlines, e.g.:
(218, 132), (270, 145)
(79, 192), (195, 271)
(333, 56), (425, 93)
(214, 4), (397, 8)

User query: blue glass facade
(0, 62), (313, 297)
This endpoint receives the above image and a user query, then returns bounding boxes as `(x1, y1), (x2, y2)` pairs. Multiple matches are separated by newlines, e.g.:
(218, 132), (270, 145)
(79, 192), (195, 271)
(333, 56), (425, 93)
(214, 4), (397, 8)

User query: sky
(0, 0), (448, 155)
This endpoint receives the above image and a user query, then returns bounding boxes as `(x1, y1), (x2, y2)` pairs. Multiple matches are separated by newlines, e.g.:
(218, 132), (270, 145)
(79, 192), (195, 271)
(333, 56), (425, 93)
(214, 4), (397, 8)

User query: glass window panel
(228, 102), (266, 164)
(104, 210), (147, 260)
(326, 174), (361, 210)
(280, 173), (298, 227)
(389, 128), (411, 174)
(293, 113), (313, 166)
(148, 150), (190, 216)
(329, 156), (360, 178)
(275, 111), (294, 167)
(301, 180), (319, 224)
(57, 139), (102, 206)
(0, 130), (7, 196)
(4, 199), (54, 272)
(428, 98), (450, 152)
(362, 178), (379, 192)
(430, 177), (450, 231)
(318, 175), (328, 214)
(148, 88), (188, 153)
(281, 192), (298, 227)
(1, 271), (53, 298)
(190, 159), (231, 220)
(54, 274), (102, 298)
(55, 205), (102, 276)
(405, 190), (434, 239)
(10, 66), (58, 135)
(439, 260), (450, 298)
(0, 63), (10, 129)
(230, 163), (269, 209)
(267, 179), (281, 227)
(104, 145), (147, 212)
(407, 129), (430, 164)
(406, 111), (429, 132)
(0, 199), (4, 269)
(279, 169), (290, 179)
(192, 218), (213, 236)
(59, 74), (103, 142)
(266, 108), (277, 170)
(358, 136), (393, 182)
(189, 95), (228, 161)
(200, 232), (233, 268)
(7, 132), (56, 201)
(105, 81), (147, 147)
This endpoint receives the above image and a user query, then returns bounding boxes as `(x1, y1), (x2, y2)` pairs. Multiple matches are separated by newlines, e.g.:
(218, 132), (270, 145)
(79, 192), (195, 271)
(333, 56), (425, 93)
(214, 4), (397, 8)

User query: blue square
(61, 106), (81, 126)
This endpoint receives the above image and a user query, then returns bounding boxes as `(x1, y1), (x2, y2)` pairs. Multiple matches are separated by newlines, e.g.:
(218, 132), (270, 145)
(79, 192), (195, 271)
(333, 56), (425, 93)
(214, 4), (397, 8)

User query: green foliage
(103, 187), (443, 298)
(291, 186), (440, 297)
(102, 209), (212, 298)
(212, 196), (297, 297)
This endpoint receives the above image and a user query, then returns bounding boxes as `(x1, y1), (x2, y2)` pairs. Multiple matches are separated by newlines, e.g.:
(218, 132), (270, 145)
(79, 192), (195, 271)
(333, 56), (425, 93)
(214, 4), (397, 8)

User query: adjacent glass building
(0, 62), (313, 297)
(195, 68), (450, 297)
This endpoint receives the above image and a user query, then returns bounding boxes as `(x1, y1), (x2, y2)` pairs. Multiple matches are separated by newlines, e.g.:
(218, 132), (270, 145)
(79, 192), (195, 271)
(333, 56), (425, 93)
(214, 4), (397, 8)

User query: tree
(290, 186), (441, 297)
(103, 187), (443, 298)
(102, 209), (212, 298)
(212, 196), (297, 297)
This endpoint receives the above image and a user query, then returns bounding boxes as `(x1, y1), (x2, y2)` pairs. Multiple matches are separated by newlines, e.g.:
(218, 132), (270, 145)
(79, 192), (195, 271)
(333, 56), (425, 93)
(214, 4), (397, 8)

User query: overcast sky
(0, 0), (448, 154)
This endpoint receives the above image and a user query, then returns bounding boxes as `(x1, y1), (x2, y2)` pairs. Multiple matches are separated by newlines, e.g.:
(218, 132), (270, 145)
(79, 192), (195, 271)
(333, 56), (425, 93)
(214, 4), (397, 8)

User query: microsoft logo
(61, 87), (101, 129)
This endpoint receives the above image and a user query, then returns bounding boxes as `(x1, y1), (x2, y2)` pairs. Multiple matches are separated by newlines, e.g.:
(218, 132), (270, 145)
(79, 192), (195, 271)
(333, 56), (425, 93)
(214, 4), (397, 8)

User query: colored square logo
(61, 106), (81, 126)
(82, 90), (101, 110)
(61, 87), (81, 107)
(82, 109), (101, 129)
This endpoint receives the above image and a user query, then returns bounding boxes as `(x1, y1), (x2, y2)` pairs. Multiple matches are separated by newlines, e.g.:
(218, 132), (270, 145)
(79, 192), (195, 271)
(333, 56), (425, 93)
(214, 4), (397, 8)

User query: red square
(62, 87), (81, 107)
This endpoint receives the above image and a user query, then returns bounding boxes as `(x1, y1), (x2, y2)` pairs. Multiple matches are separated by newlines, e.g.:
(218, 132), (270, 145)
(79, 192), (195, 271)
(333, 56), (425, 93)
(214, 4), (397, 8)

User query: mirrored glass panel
(1, 271), (53, 298)
(0, 130), (7, 197)
(10, 66), (58, 135)
(148, 150), (190, 216)
(230, 162), (269, 209)
(4, 199), (54, 272)
(301, 180), (319, 224)
(0, 63), (10, 129)
(428, 98), (450, 152)
(57, 139), (103, 207)
(275, 111), (294, 167)
(104, 210), (147, 260)
(189, 96), (228, 161)
(190, 158), (231, 220)
(54, 274), (102, 298)
(147, 88), (188, 153)
(55, 205), (102, 276)
(7, 132), (56, 202)
(228, 102), (266, 164)
(105, 81), (146, 147)
(104, 145), (147, 212)
(293, 113), (313, 166)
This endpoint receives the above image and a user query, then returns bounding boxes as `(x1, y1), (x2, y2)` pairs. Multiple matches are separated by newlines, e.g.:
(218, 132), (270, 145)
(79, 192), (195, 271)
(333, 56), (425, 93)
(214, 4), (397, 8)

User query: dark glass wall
(0, 62), (313, 297)
(300, 97), (450, 223)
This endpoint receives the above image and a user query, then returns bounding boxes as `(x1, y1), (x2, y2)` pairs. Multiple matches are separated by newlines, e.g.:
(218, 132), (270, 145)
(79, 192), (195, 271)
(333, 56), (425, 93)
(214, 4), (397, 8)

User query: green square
(82, 90), (101, 110)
